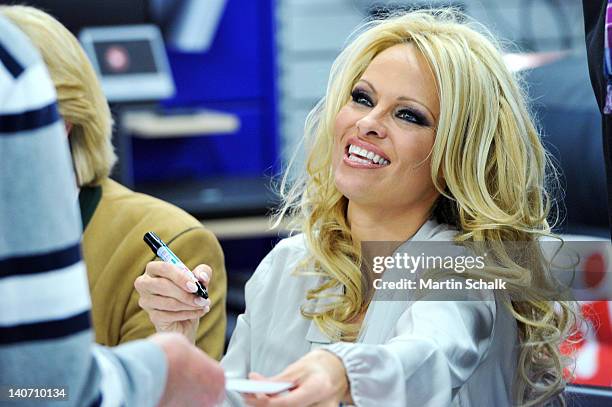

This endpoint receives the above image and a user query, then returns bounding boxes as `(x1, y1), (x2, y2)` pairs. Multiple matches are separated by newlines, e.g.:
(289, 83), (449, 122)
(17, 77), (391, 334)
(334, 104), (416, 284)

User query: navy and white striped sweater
(0, 14), (166, 407)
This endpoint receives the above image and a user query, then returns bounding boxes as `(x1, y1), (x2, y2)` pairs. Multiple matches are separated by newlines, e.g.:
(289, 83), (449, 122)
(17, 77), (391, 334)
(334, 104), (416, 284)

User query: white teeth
(347, 144), (390, 166)
(348, 155), (370, 164)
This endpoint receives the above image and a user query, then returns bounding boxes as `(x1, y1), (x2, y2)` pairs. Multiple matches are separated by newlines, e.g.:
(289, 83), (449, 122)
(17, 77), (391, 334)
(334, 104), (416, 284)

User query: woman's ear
(64, 120), (73, 137)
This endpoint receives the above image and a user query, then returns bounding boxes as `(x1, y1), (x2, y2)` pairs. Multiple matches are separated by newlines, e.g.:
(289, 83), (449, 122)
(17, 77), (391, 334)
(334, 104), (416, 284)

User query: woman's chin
(335, 180), (380, 205)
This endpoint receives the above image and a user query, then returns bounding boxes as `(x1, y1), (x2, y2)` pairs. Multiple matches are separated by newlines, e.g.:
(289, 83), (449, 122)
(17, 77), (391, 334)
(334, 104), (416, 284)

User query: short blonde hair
(0, 5), (116, 186)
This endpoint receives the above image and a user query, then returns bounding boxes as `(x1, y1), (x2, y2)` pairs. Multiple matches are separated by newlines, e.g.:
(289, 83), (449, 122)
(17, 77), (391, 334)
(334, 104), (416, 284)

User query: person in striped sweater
(0, 13), (224, 407)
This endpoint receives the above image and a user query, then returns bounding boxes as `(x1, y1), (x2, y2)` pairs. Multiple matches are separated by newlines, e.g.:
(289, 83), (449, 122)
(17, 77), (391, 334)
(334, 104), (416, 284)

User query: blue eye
(351, 89), (373, 107)
(396, 109), (426, 125)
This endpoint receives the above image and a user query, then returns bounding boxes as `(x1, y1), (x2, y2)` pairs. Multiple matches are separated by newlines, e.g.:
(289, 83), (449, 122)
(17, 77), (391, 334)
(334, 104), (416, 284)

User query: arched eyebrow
(357, 79), (437, 122)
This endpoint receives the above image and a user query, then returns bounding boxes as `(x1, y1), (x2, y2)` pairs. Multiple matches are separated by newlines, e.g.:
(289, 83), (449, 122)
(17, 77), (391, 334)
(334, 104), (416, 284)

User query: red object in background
(585, 253), (606, 288)
(564, 301), (612, 387)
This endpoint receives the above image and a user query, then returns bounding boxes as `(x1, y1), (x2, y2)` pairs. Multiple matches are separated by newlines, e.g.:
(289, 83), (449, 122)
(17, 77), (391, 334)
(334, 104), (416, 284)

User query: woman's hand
(134, 261), (212, 343)
(242, 349), (352, 407)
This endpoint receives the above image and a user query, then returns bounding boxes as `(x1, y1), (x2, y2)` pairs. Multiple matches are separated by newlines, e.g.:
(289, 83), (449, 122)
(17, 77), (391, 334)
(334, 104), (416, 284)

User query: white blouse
(221, 220), (518, 406)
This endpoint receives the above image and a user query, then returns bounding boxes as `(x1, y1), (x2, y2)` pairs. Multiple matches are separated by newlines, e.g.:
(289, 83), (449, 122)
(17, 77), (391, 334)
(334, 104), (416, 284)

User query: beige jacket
(82, 178), (227, 359)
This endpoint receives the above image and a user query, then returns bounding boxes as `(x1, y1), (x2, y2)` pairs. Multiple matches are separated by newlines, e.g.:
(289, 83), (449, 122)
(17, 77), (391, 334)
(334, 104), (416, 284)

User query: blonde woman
(0, 5), (228, 359)
(137, 9), (577, 406)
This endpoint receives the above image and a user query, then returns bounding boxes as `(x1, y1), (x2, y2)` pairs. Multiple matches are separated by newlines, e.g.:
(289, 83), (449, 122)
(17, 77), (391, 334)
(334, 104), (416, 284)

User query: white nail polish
(186, 281), (197, 292)
(200, 271), (210, 283)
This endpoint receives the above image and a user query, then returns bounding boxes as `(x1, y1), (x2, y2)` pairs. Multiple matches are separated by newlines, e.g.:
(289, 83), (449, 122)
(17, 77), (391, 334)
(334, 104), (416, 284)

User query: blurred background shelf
(124, 109), (240, 138)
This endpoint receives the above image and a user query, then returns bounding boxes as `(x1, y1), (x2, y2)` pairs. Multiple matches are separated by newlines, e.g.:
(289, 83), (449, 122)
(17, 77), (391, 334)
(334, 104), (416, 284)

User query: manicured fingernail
(204, 305), (210, 313)
(186, 281), (198, 292)
(200, 271), (210, 283)
(195, 297), (207, 306)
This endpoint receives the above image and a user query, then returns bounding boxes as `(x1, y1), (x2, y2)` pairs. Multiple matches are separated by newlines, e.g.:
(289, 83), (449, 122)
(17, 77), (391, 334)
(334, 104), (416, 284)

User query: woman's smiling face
(333, 43), (441, 214)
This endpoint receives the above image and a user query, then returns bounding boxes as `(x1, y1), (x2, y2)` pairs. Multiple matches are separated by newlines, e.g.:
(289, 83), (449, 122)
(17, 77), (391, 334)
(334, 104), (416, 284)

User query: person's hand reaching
(149, 332), (225, 406)
(242, 349), (352, 407)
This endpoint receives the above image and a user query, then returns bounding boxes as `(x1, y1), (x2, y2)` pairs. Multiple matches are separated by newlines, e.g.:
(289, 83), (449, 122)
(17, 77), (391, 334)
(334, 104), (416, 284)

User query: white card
(226, 379), (293, 394)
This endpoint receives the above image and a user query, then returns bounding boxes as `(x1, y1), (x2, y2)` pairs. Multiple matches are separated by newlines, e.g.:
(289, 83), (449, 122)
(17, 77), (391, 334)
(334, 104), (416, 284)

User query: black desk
(136, 176), (279, 219)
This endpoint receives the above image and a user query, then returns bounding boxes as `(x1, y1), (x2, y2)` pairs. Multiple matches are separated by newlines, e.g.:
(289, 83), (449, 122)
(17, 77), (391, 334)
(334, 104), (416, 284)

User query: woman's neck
(347, 201), (433, 243)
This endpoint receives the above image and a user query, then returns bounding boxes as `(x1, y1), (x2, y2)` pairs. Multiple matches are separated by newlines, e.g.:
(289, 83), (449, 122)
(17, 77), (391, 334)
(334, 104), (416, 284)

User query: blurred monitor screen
(93, 40), (157, 76)
(79, 25), (175, 103)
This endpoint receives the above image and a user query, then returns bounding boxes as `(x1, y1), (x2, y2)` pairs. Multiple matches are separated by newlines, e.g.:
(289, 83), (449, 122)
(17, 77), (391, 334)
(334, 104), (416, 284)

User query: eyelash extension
(351, 88), (372, 107)
(396, 108), (427, 126)
(351, 88), (429, 126)
(351, 88), (428, 127)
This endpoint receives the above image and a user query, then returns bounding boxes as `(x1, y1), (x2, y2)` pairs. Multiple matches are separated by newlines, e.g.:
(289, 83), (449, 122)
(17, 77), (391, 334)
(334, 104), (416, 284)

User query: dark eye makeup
(350, 87), (429, 127)
(396, 108), (427, 126)
(350, 88), (373, 107)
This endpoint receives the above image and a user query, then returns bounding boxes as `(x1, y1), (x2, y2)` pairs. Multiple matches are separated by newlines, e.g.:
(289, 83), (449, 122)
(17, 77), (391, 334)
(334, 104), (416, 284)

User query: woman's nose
(356, 110), (386, 139)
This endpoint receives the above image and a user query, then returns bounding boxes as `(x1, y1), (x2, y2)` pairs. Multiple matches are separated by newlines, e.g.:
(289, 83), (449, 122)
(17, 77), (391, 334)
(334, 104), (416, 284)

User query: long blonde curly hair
(275, 9), (578, 407)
